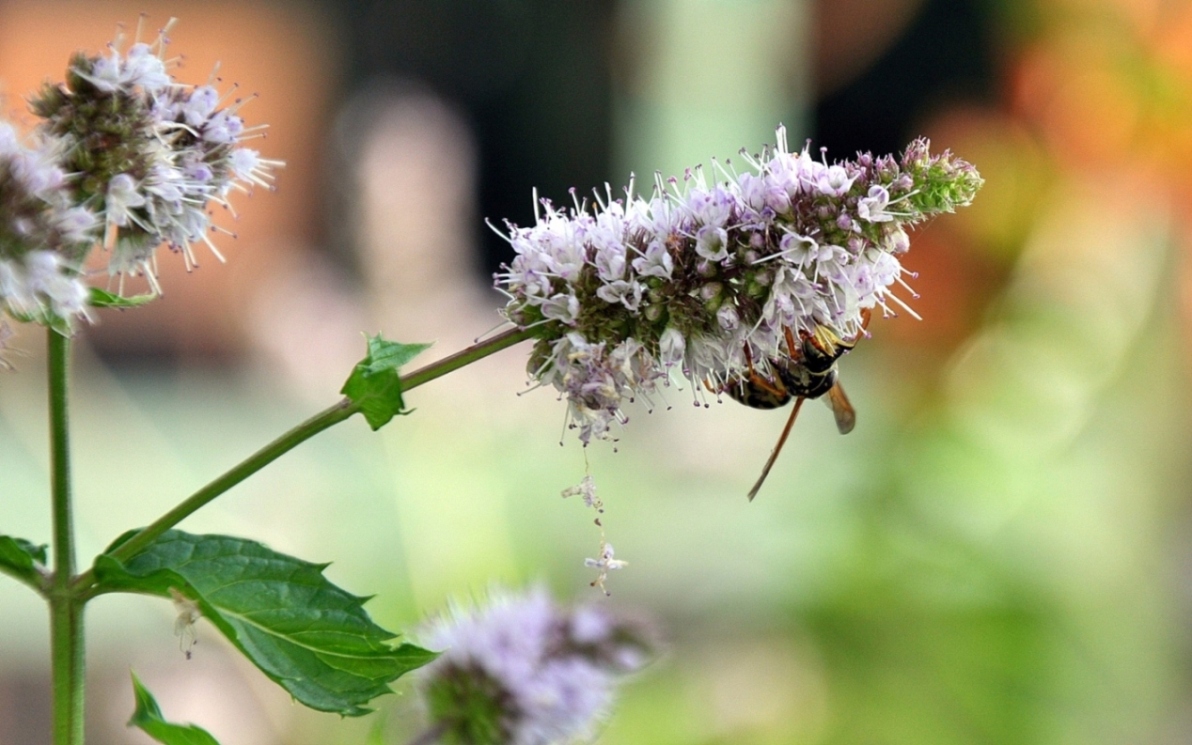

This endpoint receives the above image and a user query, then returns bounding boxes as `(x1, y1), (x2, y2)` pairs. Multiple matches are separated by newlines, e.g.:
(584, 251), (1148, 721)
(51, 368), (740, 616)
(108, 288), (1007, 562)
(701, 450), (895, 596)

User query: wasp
(726, 310), (869, 500)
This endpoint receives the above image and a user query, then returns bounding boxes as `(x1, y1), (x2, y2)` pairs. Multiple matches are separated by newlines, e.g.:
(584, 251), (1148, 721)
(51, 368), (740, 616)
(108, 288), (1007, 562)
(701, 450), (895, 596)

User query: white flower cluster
(0, 124), (97, 324)
(495, 127), (982, 442)
(0, 21), (278, 330)
(420, 587), (653, 745)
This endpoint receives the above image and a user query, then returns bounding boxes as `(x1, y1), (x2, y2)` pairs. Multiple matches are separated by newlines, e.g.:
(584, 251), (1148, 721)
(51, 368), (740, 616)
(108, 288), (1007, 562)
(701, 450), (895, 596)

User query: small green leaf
(128, 672), (222, 745)
(89, 287), (158, 308)
(0, 535), (48, 590)
(341, 334), (431, 430)
(94, 531), (437, 716)
(4, 306), (72, 334)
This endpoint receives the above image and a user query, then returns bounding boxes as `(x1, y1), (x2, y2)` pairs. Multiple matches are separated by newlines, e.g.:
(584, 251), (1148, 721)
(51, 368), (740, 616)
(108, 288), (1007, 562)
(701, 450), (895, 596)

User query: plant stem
(48, 329), (84, 745)
(49, 331), (74, 586)
(86, 398), (359, 579)
(49, 597), (84, 745)
(75, 324), (535, 593)
(399, 327), (534, 392)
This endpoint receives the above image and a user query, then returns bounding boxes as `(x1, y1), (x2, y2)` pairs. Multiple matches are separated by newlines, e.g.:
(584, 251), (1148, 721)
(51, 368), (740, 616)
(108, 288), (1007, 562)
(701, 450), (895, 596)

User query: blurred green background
(3, 0), (1192, 743)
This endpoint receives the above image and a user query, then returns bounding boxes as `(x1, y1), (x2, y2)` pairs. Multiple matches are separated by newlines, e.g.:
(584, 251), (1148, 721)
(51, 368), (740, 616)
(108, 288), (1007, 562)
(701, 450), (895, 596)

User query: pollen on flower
(493, 125), (982, 444)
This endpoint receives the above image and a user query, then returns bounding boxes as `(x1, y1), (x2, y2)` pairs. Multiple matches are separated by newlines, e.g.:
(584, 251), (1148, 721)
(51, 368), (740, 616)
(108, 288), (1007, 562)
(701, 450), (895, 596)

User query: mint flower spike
(0, 121), (98, 328)
(28, 19), (282, 295)
(418, 587), (655, 745)
(494, 125), (982, 443)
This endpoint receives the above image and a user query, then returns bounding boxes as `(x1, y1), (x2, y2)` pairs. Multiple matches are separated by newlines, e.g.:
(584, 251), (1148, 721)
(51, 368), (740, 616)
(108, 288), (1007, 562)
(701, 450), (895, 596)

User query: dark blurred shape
(814, 0), (926, 96)
(810, 0), (1002, 355)
(336, 0), (617, 280)
(814, 0), (997, 156)
(349, 0), (533, 101)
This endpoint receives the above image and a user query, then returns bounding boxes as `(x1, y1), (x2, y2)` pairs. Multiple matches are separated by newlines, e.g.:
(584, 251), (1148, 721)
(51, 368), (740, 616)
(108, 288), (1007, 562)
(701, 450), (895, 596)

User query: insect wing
(826, 380), (856, 435)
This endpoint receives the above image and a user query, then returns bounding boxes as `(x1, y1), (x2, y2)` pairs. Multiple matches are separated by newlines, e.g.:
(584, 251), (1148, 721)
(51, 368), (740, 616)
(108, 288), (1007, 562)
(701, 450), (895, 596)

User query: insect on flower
(493, 125), (983, 496)
(725, 309), (870, 500)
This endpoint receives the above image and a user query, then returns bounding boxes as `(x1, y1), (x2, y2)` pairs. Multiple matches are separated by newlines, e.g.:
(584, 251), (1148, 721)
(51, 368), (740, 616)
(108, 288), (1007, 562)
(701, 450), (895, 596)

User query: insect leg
(741, 342), (787, 399)
(783, 326), (801, 358)
(747, 396), (805, 501)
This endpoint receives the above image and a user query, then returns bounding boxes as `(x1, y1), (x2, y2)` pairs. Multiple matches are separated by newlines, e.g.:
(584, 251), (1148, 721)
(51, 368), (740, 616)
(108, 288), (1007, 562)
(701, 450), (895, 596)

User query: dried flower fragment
(169, 586), (201, 660)
(563, 475), (628, 593)
(561, 475), (601, 510)
(584, 541), (627, 595)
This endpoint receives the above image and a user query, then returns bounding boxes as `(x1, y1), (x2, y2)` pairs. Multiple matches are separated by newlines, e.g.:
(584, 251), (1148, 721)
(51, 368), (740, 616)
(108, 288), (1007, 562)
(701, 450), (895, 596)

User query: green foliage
(0, 535), (48, 590)
(89, 288), (158, 309)
(94, 531), (437, 716)
(341, 334), (432, 430)
(128, 673), (222, 745)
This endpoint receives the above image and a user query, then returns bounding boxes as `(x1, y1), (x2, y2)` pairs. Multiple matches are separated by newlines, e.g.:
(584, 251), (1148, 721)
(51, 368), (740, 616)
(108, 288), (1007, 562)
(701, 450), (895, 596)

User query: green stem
(50, 596), (84, 745)
(87, 398), (359, 578)
(49, 331), (74, 583)
(399, 327), (534, 392)
(48, 329), (84, 745)
(75, 324), (534, 594)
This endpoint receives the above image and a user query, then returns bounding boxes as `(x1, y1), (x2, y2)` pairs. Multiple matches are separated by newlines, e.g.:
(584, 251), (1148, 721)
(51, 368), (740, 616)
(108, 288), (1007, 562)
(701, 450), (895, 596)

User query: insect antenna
(747, 395), (805, 501)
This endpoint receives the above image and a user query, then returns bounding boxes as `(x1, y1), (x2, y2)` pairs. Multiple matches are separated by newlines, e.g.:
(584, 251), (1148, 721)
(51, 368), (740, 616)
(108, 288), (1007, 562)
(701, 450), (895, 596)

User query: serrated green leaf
(361, 334), (432, 375)
(89, 287), (158, 308)
(94, 531), (437, 716)
(0, 535), (48, 590)
(128, 673), (222, 745)
(341, 334), (431, 430)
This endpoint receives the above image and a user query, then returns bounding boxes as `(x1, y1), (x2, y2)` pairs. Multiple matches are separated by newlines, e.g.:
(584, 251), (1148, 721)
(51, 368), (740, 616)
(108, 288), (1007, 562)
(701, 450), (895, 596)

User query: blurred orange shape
(0, 1), (336, 360)
(921, 106), (1050, 261)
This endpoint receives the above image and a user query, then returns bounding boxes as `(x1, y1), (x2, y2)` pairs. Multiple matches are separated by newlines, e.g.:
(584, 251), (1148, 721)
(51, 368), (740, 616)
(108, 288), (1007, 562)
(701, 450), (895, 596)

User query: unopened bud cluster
(419, 587), (654, 745)
(0, 22), (277, 329)
(495, 127), (982, 442)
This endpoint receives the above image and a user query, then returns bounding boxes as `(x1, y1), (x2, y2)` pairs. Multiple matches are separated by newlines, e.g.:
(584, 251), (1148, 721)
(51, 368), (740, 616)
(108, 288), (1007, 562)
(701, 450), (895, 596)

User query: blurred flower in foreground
(417, 587), (655, 745)
(0, 123), (96, 324)
(494, 127), (981, 442)
(0, 19), (279, 329)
